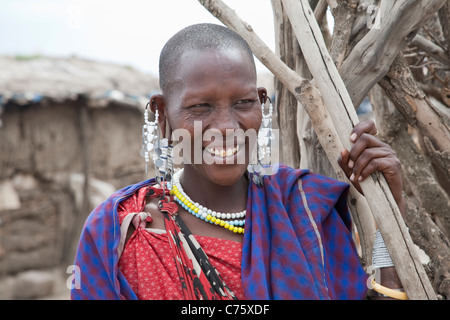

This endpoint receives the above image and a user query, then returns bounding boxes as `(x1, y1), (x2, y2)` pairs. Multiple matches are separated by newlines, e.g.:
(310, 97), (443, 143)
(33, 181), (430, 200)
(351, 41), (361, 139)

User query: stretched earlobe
(257, 87), (268, 104)
(149, 94), (166, 119)
(149, 94), (168, 136)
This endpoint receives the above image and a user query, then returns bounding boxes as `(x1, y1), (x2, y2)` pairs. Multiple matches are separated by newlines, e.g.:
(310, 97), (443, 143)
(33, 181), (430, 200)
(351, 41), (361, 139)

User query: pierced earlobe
(140, 101), (174, 187)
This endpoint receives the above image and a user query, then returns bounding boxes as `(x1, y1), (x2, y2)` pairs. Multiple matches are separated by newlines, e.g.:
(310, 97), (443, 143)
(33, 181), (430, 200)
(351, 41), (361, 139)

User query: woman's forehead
(176, 48), (256, 82)
(163, 48), (257, 101)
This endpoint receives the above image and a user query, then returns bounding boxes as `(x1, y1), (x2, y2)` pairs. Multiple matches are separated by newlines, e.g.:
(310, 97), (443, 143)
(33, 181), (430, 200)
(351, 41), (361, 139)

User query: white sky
(0, 0), (276, 76)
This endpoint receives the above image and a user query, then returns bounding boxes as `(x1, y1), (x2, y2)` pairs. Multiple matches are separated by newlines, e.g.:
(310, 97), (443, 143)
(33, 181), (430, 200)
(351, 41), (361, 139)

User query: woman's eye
(235, 99), (256, 107)
(189, 103), (209, 110)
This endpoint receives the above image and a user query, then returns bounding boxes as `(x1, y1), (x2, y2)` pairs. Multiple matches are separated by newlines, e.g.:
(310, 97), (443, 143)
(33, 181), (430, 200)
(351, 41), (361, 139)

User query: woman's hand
(338, 120), (405, 214)
(338, 119), (406, 295)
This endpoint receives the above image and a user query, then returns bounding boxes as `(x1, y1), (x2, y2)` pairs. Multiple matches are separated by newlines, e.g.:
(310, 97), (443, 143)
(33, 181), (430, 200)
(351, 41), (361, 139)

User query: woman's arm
(337, 119), (406, 298)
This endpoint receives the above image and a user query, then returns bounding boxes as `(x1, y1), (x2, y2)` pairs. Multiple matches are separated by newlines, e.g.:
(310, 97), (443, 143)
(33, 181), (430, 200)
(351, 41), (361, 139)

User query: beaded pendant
(171, 169), (245, 234)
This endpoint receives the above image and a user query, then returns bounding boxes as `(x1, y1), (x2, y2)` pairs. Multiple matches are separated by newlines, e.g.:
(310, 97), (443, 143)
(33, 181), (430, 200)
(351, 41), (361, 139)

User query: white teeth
(208, 145), (240, 157)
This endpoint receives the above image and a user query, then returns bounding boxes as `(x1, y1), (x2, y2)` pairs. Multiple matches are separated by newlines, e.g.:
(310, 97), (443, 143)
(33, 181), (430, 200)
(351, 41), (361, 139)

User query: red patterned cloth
(117, 186), (244, 300)
(71, 166), (367, 300)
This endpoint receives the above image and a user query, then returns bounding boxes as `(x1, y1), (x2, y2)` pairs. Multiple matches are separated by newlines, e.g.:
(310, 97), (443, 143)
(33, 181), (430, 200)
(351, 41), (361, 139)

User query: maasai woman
(71, 23), (406, 300)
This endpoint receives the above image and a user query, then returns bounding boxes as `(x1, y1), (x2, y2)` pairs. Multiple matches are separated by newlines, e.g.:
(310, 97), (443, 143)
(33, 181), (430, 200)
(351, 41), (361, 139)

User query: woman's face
(158, 48), (265, 187)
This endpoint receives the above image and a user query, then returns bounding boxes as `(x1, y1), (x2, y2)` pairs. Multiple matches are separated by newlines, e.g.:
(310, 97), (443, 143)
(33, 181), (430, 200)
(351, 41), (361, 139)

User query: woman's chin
(189, 162), (248, 187)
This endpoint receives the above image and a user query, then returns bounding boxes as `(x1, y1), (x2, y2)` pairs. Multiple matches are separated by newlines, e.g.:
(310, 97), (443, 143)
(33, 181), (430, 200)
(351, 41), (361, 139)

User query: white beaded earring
(258, 96), (274, 166)
(248, 96), (275, 181)
(157, 137), (174, 186)
(141, 102), (159, 174)
(140, 102), (174, 186)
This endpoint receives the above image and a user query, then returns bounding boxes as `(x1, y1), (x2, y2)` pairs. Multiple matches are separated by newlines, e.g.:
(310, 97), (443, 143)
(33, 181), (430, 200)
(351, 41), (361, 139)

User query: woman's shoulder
(84, 178), (156, 228)
(269, 164), (351, 223)
(267, 164), (350, 207)
(269, 163), (348, 189)
(273, 164), (345, 183)
(267, 163), (309, 183)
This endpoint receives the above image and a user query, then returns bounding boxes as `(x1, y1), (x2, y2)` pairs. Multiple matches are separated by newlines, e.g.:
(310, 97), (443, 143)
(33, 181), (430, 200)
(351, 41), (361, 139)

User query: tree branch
(378, 54), (450, 182)
(340, 0), (447, 106)
(412, 34), (450, 65)
(438, 1), (450, 55)
(271, 0), (301, 169)
(328, 0), (359, 70)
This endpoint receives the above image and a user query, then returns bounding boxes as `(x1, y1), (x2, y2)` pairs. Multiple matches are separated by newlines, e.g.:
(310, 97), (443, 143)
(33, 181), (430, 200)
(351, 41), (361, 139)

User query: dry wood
(271, 0), (301, 169)
(327, 0), (359, 70)
(370, 85), (450, 299)
(280, 0), (359, 148)
(378, 54), (450, 186)
(405, 197), (450, 299)
(412, 34), (450, 65)
(372, 85), (450, 238)
(313, 0), (328, 22)
(280, 0), (436, 299)
(273, 0), (375, 266)
(438, 1), (450, 56)
(198, 0), (437, 300)
(339, 0), (447, 107)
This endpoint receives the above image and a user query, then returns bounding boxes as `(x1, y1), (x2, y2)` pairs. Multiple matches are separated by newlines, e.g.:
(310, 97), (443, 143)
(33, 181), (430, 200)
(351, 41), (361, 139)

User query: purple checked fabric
(242, 165), (368, 299)
(71, 165), (367, 300)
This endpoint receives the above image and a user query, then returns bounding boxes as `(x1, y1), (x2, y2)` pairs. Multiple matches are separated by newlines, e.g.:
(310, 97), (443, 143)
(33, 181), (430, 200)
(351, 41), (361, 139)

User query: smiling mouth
(206, 145), (240, 158)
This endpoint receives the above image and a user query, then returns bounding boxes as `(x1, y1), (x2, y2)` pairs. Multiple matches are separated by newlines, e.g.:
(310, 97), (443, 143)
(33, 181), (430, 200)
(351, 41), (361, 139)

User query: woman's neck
(179, 165), (248, 214)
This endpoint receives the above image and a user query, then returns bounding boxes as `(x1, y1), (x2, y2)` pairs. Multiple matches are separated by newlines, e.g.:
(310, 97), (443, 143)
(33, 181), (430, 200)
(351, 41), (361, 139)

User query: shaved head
(158, 23), (256, 95)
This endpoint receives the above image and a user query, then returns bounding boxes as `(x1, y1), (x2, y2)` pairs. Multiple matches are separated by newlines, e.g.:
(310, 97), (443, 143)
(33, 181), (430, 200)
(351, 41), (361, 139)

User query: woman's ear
(149, 94), (169, 138)
(257, 87), (268, 104)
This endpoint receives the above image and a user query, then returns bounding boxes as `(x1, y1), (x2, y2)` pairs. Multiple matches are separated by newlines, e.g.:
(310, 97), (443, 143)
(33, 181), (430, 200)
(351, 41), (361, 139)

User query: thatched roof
(0, 55), (160, 109)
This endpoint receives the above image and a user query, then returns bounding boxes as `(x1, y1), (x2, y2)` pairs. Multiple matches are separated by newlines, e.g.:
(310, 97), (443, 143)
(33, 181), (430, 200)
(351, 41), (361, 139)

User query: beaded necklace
(170, 169), (246, 234)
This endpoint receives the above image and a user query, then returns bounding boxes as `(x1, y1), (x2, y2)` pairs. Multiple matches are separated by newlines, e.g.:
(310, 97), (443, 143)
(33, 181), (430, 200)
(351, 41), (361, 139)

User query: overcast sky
(0, 0), (276, 76)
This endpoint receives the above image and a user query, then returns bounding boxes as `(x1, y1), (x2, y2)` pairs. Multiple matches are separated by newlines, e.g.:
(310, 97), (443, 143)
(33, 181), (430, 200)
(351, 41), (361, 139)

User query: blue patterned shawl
(71, 165), (367, 299)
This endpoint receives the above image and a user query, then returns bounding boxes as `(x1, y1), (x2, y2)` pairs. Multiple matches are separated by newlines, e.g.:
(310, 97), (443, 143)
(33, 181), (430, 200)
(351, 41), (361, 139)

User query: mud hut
(0, 55), (159, 299)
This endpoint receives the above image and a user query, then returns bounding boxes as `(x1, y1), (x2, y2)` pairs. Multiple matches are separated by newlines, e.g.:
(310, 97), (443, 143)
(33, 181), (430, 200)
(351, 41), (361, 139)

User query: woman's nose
(203, 109), (242, 146)
(210, 108), (240, 134)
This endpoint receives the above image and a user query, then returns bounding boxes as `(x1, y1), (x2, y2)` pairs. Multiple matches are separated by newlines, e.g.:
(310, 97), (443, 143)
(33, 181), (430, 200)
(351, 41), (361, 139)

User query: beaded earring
(258, 96), (274, 167)
(248, 96), (275, 181)
(141, 102), (158, 173)
(140, 102), (174, 186)
(157, 137), (174, 187)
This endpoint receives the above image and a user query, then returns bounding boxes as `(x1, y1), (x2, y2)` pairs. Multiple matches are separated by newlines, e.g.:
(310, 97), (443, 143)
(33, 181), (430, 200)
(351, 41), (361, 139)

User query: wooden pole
(271, 0), (375, 268)
(198, 0), (437, 300)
